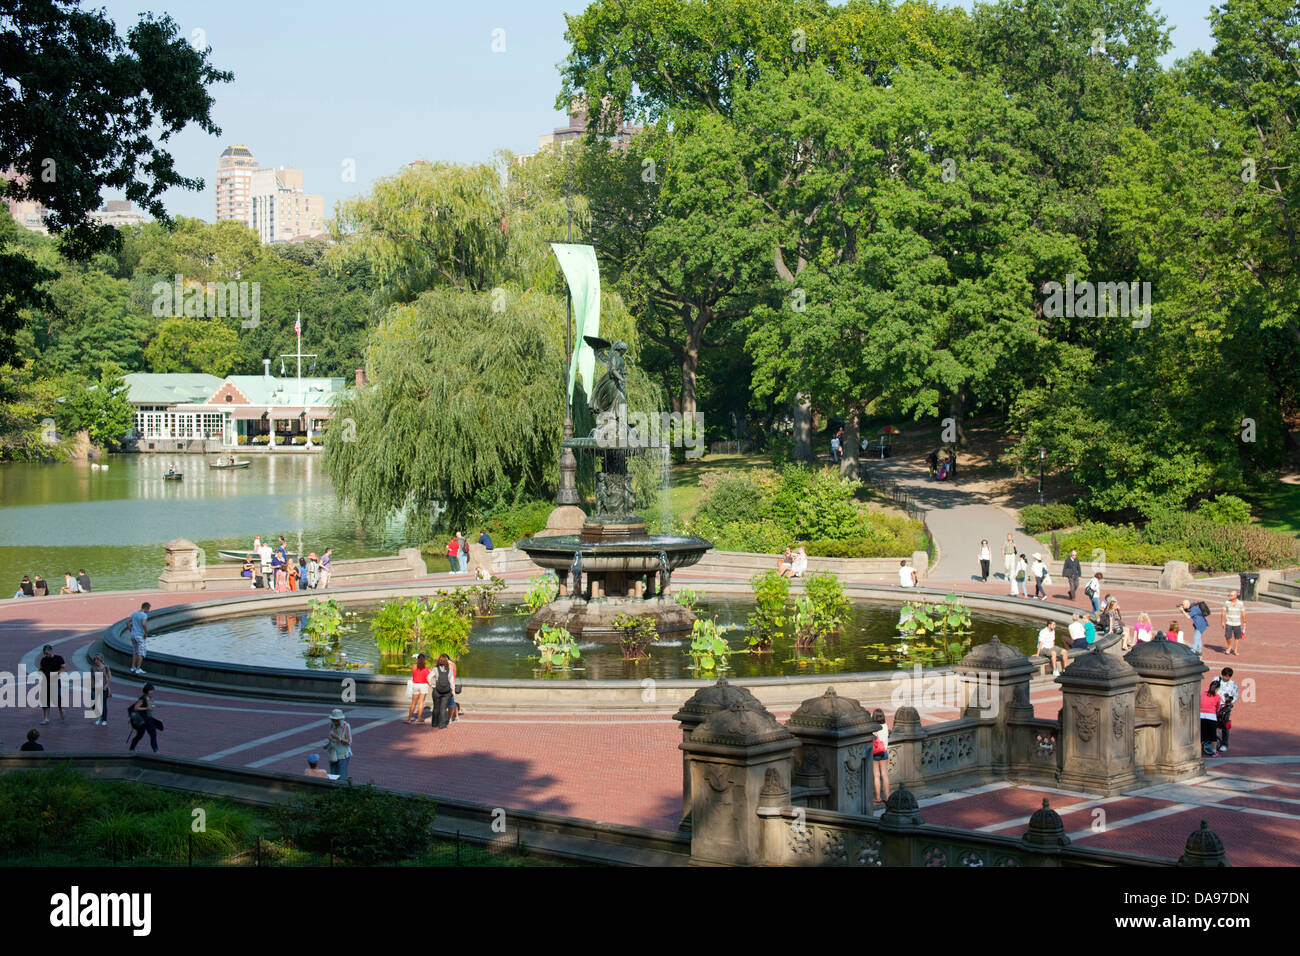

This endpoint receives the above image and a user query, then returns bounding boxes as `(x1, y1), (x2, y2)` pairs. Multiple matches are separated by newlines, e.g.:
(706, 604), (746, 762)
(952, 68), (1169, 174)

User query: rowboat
(218, 549), (299, 562)
(163, 472), (183, 481)
(209, 459), (252, 469)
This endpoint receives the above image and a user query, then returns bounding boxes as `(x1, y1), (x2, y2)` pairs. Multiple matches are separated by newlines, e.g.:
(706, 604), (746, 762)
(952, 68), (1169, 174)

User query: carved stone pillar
(158, 537), (205, 591)
(785, 688), (879, 816)
(671, 679), (762, 831)
(1056, 647), (1140, 795)
(886, 705), (925, 793)
(1125, 641), (1207, 783)
(680, 702), (800, 866)
(955, 637), (1034, 775)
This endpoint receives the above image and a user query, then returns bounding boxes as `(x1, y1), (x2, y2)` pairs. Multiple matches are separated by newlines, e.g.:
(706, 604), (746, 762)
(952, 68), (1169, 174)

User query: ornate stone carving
(704, 766), (731, 793)
(1074, 703), (1098, 742)
(923, 846), (948, 866)
(843, 745), (866, 800)
(788, 821), (812, 855)
(822, 828), (848, 864)
(1112, 702), (1129, 740)
(958, 850), (985, 867)
(1136, 682), (1154, 708)
(858, 835), (882, 866)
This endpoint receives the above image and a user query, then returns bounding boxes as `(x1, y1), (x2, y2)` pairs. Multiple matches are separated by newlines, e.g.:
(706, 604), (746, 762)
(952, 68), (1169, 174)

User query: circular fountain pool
(141, 598), (1038, 680)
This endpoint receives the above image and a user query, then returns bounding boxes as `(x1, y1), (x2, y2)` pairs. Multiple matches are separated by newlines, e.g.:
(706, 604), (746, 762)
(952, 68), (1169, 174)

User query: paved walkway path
(2, 574), (1297, 863)
(859, 455), (1046, 579)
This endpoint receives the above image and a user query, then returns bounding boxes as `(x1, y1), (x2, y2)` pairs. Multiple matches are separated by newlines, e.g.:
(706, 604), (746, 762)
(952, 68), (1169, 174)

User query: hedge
(1019, 503), (1079, 536)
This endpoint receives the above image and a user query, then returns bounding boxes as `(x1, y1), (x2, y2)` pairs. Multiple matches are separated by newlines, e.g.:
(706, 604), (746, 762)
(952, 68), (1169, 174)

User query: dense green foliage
(1019, 503), (1081, 536)
(275, 783), (438, 865)
(1055, 516), (1300, 572)
(687, 465), (927, 555)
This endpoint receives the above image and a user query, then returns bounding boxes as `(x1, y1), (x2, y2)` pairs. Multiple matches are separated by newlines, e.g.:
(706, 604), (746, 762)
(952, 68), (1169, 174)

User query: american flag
(294, 312), (301, 337)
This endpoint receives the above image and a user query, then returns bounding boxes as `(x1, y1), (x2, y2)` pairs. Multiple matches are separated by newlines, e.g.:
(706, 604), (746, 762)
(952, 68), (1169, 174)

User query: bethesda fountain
(517, 336), (713, 640)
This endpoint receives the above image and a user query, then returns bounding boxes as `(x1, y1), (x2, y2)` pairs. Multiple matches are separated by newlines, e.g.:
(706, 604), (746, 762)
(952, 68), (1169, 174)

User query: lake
(0, 454), (410, 592)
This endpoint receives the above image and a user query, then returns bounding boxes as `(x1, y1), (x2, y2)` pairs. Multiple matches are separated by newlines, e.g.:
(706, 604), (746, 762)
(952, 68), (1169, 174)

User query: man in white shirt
(1037, 621), (1067, 676)
(257, 542), (273, 589)
(898, 560), (917, 588)
(1221, 591), (1246, 656)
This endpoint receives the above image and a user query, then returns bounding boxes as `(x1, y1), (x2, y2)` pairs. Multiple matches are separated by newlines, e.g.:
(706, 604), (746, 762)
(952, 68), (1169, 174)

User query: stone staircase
(1261, 574), (1300, 609)
(160, 545), (430, 592)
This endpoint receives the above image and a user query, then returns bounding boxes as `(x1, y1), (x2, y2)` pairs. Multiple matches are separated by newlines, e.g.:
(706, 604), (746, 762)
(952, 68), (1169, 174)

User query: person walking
(296, 556), (309, 591)
(1014, 554), (1029, 598)
(430, 654), (457, 729)
(1221, 591), (1246, 656)
(978, 540), (991, 582)
(1216, 667), (1238, 753)
(1084, 572), (1103, 613)
(326, 709), (352, 779)
(445, 535), (459, 573)
(1062, 549), (1082, 600)
(319, 547), (333, 588)
(127, 684), (160, 752)
(129, 602), (151, 675)
(37, 644), (65, 724)
(408, 653), (431, 724)
(1180, 599), (1210, 656)
(1001, 534), (1018, 586)
(870, 708), (890, 807)
(1030, 553), (1047, 600)
(90, 653), (112, 726)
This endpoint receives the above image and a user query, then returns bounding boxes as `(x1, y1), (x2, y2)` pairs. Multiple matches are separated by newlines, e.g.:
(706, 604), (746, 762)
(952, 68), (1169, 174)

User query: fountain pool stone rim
(94, 579), (1115, 711)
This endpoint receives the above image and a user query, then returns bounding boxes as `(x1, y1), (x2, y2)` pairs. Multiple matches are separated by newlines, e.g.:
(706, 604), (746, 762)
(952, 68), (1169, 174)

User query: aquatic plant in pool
(523, 574), (558, 613)
(472, 576), (507, 617)
(613, 613), (659, 660)
(369, 596), (471, 660)
(860, 593), (975, 667)
(687, 617), (732, 675)
(300, 598), (363, 669)
(747, 570), (789, 651)
(533, 624), (582, 672)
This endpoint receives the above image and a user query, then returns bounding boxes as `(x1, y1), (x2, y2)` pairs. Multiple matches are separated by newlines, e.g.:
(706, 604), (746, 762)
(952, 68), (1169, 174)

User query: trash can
(1238, 572), (1260, 601)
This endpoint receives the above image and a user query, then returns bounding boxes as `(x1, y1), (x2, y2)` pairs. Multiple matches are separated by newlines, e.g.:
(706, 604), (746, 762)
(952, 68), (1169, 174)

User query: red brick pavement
(1, 577), (1297, 862)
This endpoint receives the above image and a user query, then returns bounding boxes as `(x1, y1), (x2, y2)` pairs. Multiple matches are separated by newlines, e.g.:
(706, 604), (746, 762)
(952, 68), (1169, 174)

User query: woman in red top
(1200, 679), (1222, 756)
(408, 653), (431, 724)
(446, 537), (459, 573)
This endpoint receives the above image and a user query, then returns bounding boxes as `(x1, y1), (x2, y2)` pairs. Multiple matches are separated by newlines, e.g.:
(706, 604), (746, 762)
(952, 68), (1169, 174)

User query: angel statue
(585, 336), (628, 417)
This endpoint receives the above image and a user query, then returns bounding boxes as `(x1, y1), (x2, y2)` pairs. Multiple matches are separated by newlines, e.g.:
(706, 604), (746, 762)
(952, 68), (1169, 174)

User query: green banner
(550, 242), (601, 401)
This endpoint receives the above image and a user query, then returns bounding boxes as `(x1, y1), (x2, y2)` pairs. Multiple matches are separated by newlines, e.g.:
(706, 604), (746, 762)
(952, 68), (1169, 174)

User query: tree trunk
(840, 408), (861, 479)
(792, 393), (813, 461)
(948, 386), (968, 447)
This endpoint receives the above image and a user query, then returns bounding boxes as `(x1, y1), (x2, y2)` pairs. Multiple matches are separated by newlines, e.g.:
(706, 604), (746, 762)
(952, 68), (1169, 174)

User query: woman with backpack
(430, 654), (457, 730)
(127, 684), (160, 752)
(870, 708), (890, 807)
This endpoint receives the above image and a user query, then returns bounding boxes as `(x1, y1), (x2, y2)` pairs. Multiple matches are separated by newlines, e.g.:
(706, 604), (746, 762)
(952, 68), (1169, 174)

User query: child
(1216, 668), (1238, 753)
(1167, 620), (1184, 645)
(870, 708), (890, 807)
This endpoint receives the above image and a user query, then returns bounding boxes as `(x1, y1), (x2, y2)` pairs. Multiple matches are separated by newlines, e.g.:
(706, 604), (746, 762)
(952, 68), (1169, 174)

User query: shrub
(276, 783), (437, 865)
(803, 571), (850, 635)
(747, 570), (789, 650)
(695, 471), (766, 526)
(1019, 503), (1079, 535)
(524, 573), (558, 612)
(766, 465), (862, 540)
(1195, 494), (1252, 525)
(533, 624), (581, 669)
(612, 613), (658, 660)
(689, 517), (792, 554)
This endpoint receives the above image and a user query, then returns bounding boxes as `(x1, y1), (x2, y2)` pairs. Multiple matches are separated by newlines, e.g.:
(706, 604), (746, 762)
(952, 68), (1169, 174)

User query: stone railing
(675, 635), (1219, 866)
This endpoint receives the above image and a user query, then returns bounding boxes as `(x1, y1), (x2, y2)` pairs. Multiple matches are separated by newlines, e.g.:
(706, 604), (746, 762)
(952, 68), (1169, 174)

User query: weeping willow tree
(325, 285), (566, 531)
(326, 151), (664, 534)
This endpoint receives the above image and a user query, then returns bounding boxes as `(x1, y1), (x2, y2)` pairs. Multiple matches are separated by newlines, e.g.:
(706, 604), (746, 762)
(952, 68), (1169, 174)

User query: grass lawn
(1251, 480), (1300, 536)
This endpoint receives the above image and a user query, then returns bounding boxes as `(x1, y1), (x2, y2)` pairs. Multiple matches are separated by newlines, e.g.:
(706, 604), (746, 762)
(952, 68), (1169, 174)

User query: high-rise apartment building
(215, 145), (258, 223)
(247, 166), (325, 244)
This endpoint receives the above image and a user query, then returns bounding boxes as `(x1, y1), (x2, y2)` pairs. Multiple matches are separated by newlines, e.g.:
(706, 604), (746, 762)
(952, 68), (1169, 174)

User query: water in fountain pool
(145, 598), (1039, 680)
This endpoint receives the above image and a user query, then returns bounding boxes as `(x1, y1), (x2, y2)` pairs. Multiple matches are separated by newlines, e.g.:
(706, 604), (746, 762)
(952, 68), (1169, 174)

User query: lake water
(145, 598), (1038, 679)
(0, 455), (410, 592)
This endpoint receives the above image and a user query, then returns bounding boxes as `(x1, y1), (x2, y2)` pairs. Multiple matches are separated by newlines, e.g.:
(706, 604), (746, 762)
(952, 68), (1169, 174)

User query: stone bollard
(671, 679), (762, 831)
(399, 547), (428, 577)
(876, 785), (924, 865)
(157, 538), (205, 592)
(912, 550), (930, 581)
(1124, 641), (1207, 783)
(955, 637), (1034, 775)
(680, 702), (799, 865)
(886, 705), (926, 793)
(785, 688), (880, 816)
(1158, 560), (1193, 590)
(1056, 646), (1140, 795)
(1021, 798), (1070, 866)
(1177, 821), (1230, 866)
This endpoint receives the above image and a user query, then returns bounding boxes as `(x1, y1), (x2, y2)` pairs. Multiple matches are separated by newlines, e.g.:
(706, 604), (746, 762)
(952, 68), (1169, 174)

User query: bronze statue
(585, 336), (628, 417)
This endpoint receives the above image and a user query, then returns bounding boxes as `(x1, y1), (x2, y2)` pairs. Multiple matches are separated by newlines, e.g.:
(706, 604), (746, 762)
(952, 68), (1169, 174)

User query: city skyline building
(215, 144), (258, 223)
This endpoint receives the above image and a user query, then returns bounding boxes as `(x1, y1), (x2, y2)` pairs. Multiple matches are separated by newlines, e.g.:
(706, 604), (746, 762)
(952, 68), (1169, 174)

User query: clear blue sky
(94, 0), (1219, 221)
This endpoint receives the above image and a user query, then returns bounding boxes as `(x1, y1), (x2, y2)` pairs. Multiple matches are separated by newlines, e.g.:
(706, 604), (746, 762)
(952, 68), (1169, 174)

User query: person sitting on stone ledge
(1037, 621), (1068, 677)
(789, 547), (808, 579)
(776, 547), (794, 577)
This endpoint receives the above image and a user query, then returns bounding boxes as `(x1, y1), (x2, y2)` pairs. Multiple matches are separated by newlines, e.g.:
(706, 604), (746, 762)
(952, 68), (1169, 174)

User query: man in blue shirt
(478, 530), (494, 551)
(1181, 599), (1209, 656)
(129, 602), (151, 675)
